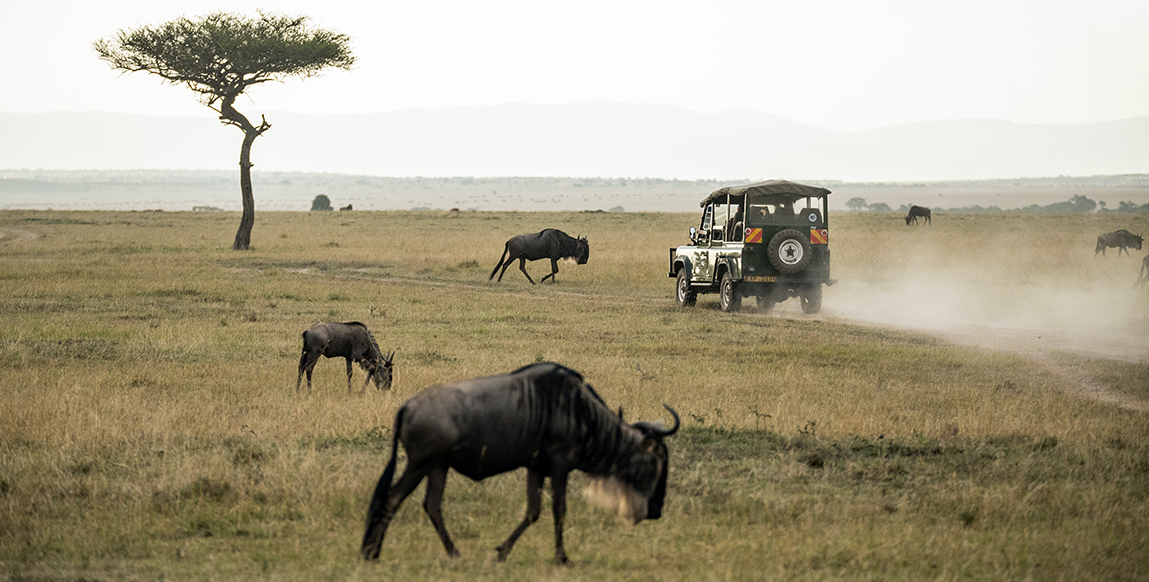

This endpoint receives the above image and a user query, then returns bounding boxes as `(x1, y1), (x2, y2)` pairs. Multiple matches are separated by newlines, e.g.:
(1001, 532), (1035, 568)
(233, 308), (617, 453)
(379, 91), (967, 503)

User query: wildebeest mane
(343, 321), (383, 361)
(512, 362), (639, 476)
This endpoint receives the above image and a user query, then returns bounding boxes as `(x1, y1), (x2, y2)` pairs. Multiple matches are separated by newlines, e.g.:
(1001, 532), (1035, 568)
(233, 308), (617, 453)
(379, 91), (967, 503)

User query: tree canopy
(94, 12), (355, 249)
(94, 11), (354, 112)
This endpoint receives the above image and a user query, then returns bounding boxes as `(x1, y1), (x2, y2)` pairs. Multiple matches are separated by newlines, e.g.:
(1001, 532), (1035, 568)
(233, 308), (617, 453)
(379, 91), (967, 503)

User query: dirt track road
(0, 228), (37, 242)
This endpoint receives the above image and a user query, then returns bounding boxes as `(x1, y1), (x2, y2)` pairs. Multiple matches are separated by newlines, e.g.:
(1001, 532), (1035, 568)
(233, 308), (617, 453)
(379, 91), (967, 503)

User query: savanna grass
(1, 209), (1147, 581)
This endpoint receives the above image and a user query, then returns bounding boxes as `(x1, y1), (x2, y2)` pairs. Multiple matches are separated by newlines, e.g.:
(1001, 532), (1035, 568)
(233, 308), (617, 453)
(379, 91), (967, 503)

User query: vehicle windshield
(699, 198), (746, 242)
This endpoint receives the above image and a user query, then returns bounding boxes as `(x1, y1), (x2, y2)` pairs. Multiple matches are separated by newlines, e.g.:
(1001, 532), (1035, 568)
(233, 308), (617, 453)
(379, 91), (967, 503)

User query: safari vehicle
(669, 180), (834, 313)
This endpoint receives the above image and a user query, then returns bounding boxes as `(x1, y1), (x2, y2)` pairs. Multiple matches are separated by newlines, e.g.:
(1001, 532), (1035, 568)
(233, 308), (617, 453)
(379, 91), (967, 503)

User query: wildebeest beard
(583, 476), (648, 524)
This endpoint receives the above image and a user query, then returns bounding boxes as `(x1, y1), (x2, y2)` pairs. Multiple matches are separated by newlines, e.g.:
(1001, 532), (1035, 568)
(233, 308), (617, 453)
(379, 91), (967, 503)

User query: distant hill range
(2, 102), (1147, 181)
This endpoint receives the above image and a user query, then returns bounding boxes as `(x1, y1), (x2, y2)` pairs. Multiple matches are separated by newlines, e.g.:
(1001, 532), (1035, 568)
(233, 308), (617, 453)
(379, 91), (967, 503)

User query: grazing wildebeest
(488, 229), (589, 284)
(904, 205), (931, 225)
(1095, 229), (1144, 257)
(1138, 255), (1149, 288)
(296, 322), (394, 393)
(359, 362), (679, 564)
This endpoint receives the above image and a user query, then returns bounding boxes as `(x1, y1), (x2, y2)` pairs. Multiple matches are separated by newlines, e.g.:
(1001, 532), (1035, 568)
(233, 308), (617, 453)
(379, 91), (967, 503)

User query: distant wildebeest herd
(901, 207), (1147, 286)
(905, 205), (931, 225)
(1094, 229), (1148, 287)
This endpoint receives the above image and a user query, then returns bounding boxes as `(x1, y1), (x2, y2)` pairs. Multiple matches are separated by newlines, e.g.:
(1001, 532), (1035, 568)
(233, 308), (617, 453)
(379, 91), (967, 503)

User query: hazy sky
(2, 0), (1147, 133)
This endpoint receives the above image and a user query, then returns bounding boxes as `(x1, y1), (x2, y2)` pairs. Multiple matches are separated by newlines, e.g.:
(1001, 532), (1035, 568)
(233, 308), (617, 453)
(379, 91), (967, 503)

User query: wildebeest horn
(385, 350), (395, 363)
(634, 404), (680, 437)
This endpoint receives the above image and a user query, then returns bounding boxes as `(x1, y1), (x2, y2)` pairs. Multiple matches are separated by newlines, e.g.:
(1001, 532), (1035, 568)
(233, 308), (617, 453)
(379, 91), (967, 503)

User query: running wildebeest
(1095, 229), (1144, 257)
(296, 322), (394, 393)
(359, 362), (679, 565)
(488, 229), (589, 284)
(905, 205), (931, 225)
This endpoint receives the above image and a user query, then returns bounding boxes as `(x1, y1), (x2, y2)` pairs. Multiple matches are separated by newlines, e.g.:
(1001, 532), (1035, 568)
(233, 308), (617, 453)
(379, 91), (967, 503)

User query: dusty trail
(276, 265), (1149, 412)
(0, 228), (37, 242)
(818, 313), (1149, 413)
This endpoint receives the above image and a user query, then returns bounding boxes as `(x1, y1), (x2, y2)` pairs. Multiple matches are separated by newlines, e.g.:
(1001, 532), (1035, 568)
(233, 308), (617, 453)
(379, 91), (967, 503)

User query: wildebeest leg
(489, 246), (509, 281)
(422, 464), (460, 558)
(550, 471), (570, 565)
(518, 257), (536, 285)
(299, 353), (320, 394)
(496, 468), (543, 562)
(361, 462), (433, 560)
(497, 253), (516, 282)
(345, 358), (354, 394)
(540, 258), (559, 283)
(296, 351), (311, 392)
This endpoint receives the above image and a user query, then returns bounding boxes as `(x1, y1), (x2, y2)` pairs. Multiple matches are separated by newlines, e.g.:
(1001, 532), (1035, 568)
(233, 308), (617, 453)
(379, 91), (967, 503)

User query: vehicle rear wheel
(719, 273), (741, 312)
(675, 270), (697, 308)
(767, 229), (812, 274)
(800, 284), (822, 314)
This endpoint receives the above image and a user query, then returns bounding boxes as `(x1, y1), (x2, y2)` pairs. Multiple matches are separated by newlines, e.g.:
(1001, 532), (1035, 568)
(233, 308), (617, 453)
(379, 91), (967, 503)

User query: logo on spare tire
(778, 240), (804, 264)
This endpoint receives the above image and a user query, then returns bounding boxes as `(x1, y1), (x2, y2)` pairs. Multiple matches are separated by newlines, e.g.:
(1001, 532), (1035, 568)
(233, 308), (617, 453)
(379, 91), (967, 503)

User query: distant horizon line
(3, 103), (1147, 134)
(4, 168), (1147, 187)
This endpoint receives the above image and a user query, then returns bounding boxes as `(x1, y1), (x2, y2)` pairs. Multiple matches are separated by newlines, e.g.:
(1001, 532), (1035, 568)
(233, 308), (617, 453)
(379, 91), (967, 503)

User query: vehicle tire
(675, 270), (697, 308)
(767, 229), (812, 274)
(800, 284), (822, 314)
(719, 273), (741, 313)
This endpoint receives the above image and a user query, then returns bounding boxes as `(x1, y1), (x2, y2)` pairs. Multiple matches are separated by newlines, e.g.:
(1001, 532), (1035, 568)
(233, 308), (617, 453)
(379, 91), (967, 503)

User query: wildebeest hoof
(495, 546), (510, 562)
(554, 554), (569, 566)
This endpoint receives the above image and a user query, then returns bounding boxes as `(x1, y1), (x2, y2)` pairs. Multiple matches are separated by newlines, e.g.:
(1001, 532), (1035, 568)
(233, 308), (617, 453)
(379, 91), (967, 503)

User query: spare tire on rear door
(767, 229), (812, 274)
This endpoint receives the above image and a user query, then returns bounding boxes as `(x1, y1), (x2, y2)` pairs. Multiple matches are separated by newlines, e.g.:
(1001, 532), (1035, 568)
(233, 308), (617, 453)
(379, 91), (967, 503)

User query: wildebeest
(359, 362), (679, 564)
(905, 205), (931, 225)
(489, 229), (589, 284)
(296, 322), (394, 393)
(1095, 229), (1144, 257)
(340, 204), (353, 211)
(1138, 255), (1149, 288)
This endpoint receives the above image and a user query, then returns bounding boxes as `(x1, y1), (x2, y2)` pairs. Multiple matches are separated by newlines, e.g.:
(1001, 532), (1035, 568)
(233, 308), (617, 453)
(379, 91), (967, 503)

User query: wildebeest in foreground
(359, 362), (679, 564)
(1095, 229), (1144, 257)
(905, 205), (931, 225)
(296, 322), (394, 393)
(489, 229), (589, 284)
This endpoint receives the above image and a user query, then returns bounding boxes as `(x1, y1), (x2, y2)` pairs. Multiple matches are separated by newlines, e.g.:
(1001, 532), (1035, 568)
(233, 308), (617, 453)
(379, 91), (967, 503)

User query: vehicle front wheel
(676, 270), (697, 308)
(719, 273), (742, 312)
(800, 284), (823, 314)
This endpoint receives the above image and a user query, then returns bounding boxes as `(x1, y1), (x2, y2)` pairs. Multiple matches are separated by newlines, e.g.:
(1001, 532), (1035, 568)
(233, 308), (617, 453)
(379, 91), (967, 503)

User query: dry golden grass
(1, 209), (1147, 581)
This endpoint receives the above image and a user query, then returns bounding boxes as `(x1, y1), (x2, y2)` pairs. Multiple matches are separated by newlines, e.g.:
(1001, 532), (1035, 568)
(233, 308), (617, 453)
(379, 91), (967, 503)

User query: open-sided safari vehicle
(669, 180), (835, 313)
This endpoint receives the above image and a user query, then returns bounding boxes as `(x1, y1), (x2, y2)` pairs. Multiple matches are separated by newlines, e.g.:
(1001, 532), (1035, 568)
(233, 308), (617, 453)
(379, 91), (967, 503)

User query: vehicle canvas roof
(700, 180), (832, 207)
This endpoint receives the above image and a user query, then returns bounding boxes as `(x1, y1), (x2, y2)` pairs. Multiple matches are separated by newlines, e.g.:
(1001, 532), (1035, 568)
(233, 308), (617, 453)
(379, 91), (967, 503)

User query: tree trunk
(233, 129), (258, 250)
(218, 98), (270, 251)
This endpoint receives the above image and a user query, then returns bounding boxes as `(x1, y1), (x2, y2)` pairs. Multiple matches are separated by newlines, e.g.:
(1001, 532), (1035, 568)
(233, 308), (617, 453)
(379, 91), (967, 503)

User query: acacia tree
(95, 12), (354, 249)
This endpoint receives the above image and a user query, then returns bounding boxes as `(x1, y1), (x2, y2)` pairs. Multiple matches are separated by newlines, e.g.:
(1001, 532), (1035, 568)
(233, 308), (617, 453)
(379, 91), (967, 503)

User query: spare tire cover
(767, 229), (812, 273)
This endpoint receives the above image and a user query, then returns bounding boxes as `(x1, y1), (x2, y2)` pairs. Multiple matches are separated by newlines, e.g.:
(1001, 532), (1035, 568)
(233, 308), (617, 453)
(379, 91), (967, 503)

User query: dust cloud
(812, 227), (1149, 364)
(824, 273), (1148, 363)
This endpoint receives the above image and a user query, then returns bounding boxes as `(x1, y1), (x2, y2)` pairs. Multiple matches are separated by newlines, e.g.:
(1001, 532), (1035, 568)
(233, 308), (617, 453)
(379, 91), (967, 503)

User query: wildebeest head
(585, 405), (680, 524)
(574, 235), (590, 265)
(363, 350), (395, 390)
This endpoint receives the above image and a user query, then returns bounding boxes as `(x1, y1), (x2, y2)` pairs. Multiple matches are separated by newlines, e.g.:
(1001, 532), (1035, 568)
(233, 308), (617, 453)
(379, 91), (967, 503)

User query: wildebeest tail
(359, 407), (405, 560)
(488, 243), (510, 280)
